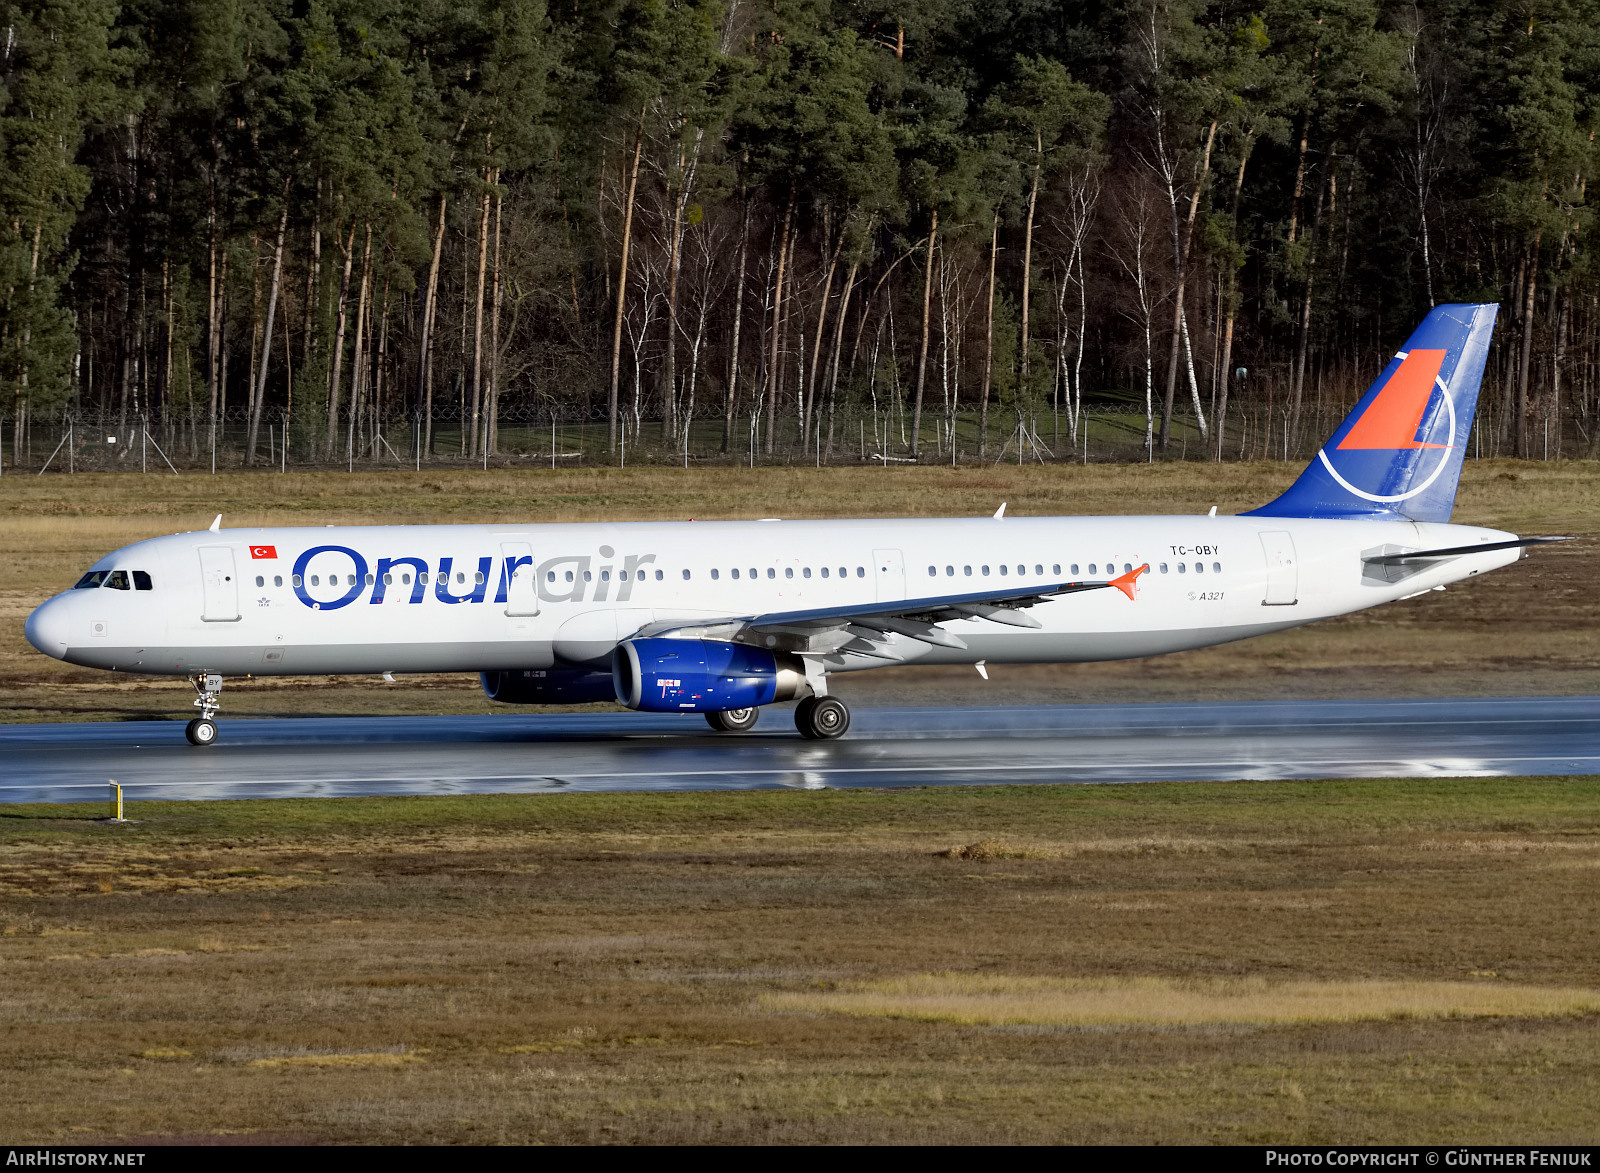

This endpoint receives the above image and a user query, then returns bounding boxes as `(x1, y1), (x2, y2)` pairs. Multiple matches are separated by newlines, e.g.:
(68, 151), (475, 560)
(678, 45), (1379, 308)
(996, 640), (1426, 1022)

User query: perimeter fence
(0, 397), (1581, 476)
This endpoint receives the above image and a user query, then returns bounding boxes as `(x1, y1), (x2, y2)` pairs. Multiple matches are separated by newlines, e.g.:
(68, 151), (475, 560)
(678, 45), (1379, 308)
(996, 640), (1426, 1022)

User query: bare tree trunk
(418, 193), (446, 460)
(662, 129), (702, 441)
(371, 277), (390, 458)
(980, 216), (997, 457)
(344, 224), (373, 468)
(1159, 118), (1218, 448)
(609, 108), (646, 453)
(1020, 138), (1040, 391)
(724, 187), (750, 454)
(246, 190), (290, 465)
(1290, 148), (1332, 444)
(469, 174), (490, 460)
(206, 206), (221, 437)
(764, 181), (796, 455)
(804, 228), (844, 444)
(1216, 136), (1253, 460)
(825, 249), (862, 460)
(325, 220), (357, 458)
(910, 206), (938, 457)
(1516, 234), (1541, 457)
(488, 177), (503, 456)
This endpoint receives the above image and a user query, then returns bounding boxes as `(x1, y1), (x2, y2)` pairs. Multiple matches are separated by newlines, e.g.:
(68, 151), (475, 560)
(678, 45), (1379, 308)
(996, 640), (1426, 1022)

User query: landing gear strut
(186, 673), (222, 747)
(794, 695), (850, 740)
(706, 707), (760, 733)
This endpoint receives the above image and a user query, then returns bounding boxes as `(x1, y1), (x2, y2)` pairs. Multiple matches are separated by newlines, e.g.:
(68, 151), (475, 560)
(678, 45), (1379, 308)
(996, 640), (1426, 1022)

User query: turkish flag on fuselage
(250, 545), (277, 559)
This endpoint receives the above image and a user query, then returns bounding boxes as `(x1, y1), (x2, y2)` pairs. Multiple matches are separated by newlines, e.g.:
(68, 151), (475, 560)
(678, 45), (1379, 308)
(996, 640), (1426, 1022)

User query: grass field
(2, 779), (1598, 1144)
(1, 458), (1596, 722)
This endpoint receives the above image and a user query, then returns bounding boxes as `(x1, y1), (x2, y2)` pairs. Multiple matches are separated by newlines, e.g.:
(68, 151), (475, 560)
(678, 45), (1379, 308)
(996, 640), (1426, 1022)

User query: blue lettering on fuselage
(291, 550), (652, 610)
(293, 545), (371, 611)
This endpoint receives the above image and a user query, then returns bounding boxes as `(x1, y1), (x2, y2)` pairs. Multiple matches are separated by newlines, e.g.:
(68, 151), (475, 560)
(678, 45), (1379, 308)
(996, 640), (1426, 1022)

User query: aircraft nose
(25, 596), (70, 660)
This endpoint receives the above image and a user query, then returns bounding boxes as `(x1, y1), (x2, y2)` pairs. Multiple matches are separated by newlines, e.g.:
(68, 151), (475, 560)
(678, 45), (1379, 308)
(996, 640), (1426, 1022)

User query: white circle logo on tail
(1316, 348), (1456, 503)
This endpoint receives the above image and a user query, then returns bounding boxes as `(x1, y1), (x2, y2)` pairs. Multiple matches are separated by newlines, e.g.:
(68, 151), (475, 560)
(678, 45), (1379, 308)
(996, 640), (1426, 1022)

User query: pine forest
(1, 0), (1597, 470)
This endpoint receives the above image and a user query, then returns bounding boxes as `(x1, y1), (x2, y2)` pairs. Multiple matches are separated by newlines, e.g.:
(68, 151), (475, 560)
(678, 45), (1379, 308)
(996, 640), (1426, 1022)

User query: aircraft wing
(638, 564), (1149, 658)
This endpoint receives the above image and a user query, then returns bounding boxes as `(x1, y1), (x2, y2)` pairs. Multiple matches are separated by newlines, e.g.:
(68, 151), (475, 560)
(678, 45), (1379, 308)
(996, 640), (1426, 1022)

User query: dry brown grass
(0, 459), (1596, 721)
(1, 779), (1598, 1144)
(763, 973), (1600, 1027)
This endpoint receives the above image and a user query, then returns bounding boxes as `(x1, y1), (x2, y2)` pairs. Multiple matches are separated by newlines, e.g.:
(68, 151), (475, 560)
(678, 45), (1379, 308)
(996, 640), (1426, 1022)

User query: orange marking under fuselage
(1337, 349), (1450, 450)
(1111, 563), (1149, 601)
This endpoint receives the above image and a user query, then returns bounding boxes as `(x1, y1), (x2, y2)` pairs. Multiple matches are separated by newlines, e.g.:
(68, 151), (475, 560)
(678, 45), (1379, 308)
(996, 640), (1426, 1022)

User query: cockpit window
(105, 571), (131, 590)
(74, 571), (107, 589)
(133, 571), (153, 591)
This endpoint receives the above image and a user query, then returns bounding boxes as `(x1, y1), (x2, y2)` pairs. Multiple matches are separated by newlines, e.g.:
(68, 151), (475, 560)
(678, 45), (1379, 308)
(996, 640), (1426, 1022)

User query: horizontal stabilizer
(1364, 536), (1570, 565)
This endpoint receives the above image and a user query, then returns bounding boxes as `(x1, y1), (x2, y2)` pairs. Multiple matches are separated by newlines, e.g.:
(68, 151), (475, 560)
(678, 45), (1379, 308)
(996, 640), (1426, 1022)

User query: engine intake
(480, 668), (617, 705)
(613, 638), (807, 712)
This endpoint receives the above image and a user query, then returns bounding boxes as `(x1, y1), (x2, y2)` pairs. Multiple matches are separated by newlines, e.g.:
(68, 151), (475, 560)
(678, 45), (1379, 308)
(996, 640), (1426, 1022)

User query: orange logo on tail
(1337, 349), (1450, 450)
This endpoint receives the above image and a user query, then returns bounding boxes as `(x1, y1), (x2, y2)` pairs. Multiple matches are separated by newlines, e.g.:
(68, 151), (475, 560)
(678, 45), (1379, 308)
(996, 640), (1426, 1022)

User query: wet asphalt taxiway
(0, 695), (1595, 804)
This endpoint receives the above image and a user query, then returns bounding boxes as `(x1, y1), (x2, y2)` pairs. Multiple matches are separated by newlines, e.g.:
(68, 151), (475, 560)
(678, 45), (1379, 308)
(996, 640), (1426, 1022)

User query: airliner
(25, 304), (1560, 746)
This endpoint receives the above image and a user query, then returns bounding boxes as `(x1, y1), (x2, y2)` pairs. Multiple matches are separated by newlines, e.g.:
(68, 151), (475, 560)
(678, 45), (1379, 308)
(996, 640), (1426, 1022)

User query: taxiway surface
(0, 696), (1595, 804)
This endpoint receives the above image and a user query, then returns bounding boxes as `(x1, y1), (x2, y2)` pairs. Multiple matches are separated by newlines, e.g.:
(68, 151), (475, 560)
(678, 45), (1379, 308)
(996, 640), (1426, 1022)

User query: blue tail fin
(1247, 303), (1498, 523)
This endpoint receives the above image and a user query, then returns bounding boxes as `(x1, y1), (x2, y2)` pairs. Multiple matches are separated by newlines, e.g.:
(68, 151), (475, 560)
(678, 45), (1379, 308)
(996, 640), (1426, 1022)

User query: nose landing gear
(186, 673), (222, 747)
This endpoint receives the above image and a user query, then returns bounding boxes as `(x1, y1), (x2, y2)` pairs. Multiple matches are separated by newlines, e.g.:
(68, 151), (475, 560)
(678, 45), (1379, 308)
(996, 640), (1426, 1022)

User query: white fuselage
(25, 514), (1521, 680)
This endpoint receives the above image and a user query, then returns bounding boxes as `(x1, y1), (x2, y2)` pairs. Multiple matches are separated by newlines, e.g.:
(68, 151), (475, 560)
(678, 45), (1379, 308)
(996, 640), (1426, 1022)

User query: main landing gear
(794, 695), (850, 740)
(705, 707), (760, 733)
(186, 672), (222, 747)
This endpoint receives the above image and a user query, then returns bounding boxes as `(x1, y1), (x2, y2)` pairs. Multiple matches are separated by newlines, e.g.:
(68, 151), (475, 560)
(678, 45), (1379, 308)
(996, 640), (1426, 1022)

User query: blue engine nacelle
(613, 638), (807, 712)
(480, 668), (618, 705)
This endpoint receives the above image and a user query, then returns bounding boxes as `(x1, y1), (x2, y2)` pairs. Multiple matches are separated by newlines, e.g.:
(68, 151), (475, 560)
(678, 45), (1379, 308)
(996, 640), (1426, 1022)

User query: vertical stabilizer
(1248, 303), (1497, 523)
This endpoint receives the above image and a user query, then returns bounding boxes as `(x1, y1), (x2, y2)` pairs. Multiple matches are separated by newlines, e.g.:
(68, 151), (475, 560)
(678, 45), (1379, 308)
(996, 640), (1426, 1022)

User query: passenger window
(682, 569), (690, 580)
(310, 575), (320, 587)
(403, 574), (412, 585)
(1213, 562), (1221, 574)
(765, 568), (774, 579)
(928, 566), (937, 576)
(803, 568), (811, 579)
(1177, 563), (1187, 574)
(785, 567), (794, 579)
(274, 576), (283, 587)
(384, 574), (394, 586)
(946, 565), (954, 576)
(420, 573), (430, 584)
(999, 565), (1008, 576)
(255, 575), (265, 587)
(1194, 563), (1204, 574)
(752, 568), (760, 579)
(1051, 564), (1060, 575)
(367, 574), (376, 586)
(656, 569), (664, 580)
(982, 565), (990, 576)
(1088, 564), (1097, 575)
(457, 572), (467, 584)
(476, 571), (486, 584)
(546, 571), (555, 582)
(821, 568), (829, 578)
(1160, 563), (1169, 574)
(1017, 565), (1025, 575)
(1070, 564), (1079, 575)
(963, 565), (972, 576)
(731, 568), (740, 580)
(73, 571), (107, 589)
(856, 567), (864, 578)
(1124, 564), (1132, 574)
(712, 569), (720, 580)
(292, 574), (303, 587)
(838, 567), (847, 578)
